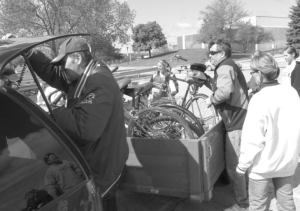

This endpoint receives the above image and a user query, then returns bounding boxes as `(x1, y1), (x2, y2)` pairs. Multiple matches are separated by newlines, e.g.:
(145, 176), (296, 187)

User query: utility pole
(126, 46), (129, 65)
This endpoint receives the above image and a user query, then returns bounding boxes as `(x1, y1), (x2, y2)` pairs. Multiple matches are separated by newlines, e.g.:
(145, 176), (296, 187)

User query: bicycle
(175, 74), (218, 129)
(117, 78), (196, 139)
(125, 80), (205, 138)
(149, 57), (219, 131)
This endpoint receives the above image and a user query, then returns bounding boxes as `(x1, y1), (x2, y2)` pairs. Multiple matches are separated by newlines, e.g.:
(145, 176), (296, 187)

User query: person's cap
(190, 63), (207, 72)
(51, 37), (90, 66)
(0, 67), (19, 82)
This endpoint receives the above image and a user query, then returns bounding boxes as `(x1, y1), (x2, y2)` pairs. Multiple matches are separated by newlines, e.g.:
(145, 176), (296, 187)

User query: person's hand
(161, 83), (167, 89)
(205, 96), (212, 107)
(248, 89), (253, 95)
(205, 60), (215, 71)
(75, 168), (82, 175)
(37, 203), (43, 208)
(171, 90), (178, 96)
(236, 166), (245, 176)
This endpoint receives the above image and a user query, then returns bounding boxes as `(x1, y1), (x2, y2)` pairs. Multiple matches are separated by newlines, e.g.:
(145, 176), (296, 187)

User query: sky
(119, 0), (296, 45)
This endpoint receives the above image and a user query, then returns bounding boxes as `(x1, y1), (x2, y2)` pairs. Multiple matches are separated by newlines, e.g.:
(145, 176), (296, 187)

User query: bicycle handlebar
(174, 55), (188, 62)
(167, 75), (205, 85)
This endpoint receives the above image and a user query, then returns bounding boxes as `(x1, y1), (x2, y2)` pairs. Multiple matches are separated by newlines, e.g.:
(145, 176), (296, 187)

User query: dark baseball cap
(0, 66), (19, 82)
(190, 63), (207, 72)
(51, 37), (90, 66)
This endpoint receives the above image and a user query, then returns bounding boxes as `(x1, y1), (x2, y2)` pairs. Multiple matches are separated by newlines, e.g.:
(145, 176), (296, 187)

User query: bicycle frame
(166, 75), (203, 107)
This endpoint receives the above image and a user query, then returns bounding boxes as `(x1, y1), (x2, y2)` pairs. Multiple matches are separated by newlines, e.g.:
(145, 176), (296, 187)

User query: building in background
(247, 16), (289, 51)
(177, 16), (289, 52)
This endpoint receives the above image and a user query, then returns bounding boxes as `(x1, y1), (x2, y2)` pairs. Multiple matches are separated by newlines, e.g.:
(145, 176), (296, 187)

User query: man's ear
(221, 51), (226, 58)
(76, 53), (83, 65)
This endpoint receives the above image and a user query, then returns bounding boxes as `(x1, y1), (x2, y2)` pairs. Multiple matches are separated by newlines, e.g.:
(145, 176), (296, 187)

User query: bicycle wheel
(150, 96), (176, 107)
(155, 103), (205, 138)
(186, 93), (218, 130)
(124, 107), (132, 128)
(127, 107), (195, 139)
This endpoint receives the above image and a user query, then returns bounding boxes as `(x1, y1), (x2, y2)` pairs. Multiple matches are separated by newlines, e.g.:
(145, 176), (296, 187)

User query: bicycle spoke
(128, 109), (193, 139)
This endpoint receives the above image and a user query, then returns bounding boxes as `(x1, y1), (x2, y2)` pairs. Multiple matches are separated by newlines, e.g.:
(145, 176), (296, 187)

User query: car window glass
(0, 93), (85, 211)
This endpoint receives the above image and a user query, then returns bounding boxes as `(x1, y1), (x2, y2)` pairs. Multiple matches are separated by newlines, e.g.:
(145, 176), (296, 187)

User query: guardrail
(263, 48), (285, 56)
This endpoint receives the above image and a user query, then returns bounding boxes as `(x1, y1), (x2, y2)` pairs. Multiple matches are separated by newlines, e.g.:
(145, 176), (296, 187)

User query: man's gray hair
(69, 50), (93, 67)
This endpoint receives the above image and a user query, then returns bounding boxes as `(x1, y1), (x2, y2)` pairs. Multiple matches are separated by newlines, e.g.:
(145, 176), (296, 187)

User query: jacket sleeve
(51, 76), (112, 145)
(69, 161), (81, 172)
(211, 65), (235, 105)
(28, 50), (68, 92)
(291, 62), (300, 97)
(44, 169), (59, 199)
(237, 96), (266, 173)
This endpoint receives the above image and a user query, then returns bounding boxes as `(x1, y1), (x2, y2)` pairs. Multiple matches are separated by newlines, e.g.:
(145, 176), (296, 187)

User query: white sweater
(281, 60), (296, 86)
(238, 83), (300, 179)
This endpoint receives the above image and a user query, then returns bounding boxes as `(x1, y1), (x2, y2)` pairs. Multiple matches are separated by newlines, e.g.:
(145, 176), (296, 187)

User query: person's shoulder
(86, 69), (117, 91)
(216, 64), (234, 76)
(282, 84), (299, 94)
(295, 61), (300, 67)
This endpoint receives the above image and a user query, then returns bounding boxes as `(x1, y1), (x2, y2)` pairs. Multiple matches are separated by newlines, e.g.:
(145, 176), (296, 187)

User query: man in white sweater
(237, 51), (300, 211)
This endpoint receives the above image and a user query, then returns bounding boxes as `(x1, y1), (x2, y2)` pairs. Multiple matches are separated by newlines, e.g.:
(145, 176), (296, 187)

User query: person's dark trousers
(225, 130), (249, 208)
(103, 195), (117, 211)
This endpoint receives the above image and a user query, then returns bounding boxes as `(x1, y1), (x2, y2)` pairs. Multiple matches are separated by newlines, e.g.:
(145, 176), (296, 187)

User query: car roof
(0, 33), (89, 72)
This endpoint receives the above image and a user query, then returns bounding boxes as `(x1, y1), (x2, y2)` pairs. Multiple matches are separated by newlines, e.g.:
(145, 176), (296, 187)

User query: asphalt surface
(116, 55), (300, 211)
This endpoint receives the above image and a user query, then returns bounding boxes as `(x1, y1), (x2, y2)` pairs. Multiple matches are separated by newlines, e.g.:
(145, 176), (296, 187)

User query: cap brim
(50, 54), (66, 66)
(6, 74), (19, 82)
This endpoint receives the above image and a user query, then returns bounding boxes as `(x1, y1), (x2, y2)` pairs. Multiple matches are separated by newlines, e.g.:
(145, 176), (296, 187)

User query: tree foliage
(0, 0), (135, 61)
(234, 21), (274, 52)
(286, 0), (300, 48)
(131, 21), (167, 58)
(198, 0), (248, 43)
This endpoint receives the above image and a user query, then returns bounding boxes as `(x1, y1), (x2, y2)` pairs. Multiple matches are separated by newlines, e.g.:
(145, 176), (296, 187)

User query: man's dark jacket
(291, 61), (300, 97)
(29, 51), (128, 197)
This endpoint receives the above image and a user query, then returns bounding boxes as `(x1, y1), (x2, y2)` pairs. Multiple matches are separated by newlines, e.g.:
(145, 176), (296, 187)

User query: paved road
(117, 55), (300, 211)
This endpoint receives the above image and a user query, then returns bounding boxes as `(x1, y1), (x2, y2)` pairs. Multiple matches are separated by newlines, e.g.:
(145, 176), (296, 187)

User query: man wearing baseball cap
(27, 37), (128, 211)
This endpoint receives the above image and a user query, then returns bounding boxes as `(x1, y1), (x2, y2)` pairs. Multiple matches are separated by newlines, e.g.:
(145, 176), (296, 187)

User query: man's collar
(260, 80), (279, 89)
(215, 57), (227, 69)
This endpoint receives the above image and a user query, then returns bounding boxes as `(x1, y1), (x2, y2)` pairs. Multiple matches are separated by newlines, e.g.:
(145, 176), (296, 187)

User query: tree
(131, 21), (167, 58)
(94, 41), (123, 64)
(198, 0), (248, 43)
(0, 0), (135, 59)
(287, 0), (300, 48)
(234, 21), (274, 52)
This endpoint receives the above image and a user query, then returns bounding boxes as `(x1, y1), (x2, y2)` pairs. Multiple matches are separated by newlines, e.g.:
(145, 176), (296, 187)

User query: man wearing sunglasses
(205, 41), (249, 211)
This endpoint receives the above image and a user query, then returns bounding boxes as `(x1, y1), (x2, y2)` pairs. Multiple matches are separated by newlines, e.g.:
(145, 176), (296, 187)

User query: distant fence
(263, 47), (285, 56)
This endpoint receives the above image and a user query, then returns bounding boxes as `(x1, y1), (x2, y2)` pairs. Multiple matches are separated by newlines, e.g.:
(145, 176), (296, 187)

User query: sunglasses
(209, 51), (222, 55)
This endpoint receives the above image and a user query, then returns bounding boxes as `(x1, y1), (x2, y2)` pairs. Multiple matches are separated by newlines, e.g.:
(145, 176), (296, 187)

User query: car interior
(0, 90), (84, 211)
